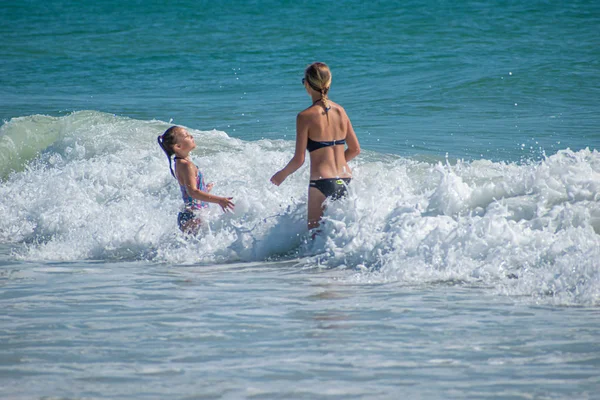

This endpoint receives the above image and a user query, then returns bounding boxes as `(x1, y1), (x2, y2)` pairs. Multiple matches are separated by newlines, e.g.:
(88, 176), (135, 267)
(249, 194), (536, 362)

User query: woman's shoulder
(329, 101), (346, 114)
(298, 101), (346, 117)
(297, 106), (316, 117)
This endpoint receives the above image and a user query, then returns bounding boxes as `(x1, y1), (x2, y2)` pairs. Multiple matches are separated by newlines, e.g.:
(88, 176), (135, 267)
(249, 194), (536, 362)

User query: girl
(158, 126), (234, 234)
(270, 62), (360, 230)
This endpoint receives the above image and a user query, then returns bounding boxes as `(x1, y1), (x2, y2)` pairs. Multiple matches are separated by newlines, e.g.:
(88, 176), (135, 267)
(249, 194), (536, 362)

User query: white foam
(1, 112), (599, 305)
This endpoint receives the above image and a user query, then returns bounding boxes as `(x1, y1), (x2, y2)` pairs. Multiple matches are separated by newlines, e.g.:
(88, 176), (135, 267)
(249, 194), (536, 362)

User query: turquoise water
(2, 0), (598, 159)
(1, 1), (600, 399)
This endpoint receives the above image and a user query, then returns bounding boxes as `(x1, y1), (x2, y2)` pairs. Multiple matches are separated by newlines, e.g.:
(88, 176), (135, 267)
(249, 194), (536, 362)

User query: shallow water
(2, 250), (599, 399)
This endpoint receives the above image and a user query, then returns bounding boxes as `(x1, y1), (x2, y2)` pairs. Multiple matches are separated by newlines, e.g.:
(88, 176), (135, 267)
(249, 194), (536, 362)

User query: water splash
(1, 111), (599, 305)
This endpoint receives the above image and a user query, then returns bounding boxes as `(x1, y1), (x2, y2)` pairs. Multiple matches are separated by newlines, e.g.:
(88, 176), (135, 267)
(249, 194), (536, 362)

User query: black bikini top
(306, 98), (343, 152)
(307, 137), (346, 153)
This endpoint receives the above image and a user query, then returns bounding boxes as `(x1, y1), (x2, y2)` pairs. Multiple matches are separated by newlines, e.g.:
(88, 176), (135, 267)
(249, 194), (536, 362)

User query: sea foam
(1, 111), (598, 305)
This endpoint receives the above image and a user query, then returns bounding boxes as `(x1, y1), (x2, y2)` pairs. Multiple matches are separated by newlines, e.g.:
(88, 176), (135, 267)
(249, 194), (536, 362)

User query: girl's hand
(270, 171), (286, 186)
(206, 183), (214, 192)
(217, 197), (235, 213)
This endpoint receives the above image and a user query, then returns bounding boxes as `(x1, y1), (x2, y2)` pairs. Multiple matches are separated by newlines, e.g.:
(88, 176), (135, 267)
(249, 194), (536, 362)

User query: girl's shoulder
(174, 159), (199, 185)
(175, 157), (195, 166)
(174, 157), (198, 175)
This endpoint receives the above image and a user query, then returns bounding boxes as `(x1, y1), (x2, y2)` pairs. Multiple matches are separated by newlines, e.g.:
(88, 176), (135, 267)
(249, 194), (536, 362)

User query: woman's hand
(217, 197), (235, 212)
(270, 170), (287, 186)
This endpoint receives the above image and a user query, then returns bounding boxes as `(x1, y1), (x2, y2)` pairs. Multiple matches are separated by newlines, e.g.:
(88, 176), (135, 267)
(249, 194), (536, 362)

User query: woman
(271, 62), (360, 230)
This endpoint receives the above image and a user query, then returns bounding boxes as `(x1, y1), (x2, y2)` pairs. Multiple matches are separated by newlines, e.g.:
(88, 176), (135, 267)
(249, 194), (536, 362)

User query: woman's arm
(270, 113), (309, 186)
(344, 116), (360, 162)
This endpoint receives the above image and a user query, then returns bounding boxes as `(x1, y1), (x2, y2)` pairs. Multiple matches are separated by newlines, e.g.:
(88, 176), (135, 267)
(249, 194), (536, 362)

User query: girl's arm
(177, 160), (234, 211)
(271, 113), (309, 186)
(344, 115), (360, 162)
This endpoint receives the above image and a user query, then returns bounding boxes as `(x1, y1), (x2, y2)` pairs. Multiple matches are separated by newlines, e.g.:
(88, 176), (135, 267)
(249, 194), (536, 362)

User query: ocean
(1, 0), (599, 398)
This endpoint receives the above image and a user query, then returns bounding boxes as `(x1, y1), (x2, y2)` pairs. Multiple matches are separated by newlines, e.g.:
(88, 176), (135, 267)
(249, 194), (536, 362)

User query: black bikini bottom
(309, 178), (351, 200)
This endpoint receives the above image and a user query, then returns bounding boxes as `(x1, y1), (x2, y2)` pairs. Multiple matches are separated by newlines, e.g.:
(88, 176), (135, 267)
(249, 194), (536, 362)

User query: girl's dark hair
(157, 126), (181, 178)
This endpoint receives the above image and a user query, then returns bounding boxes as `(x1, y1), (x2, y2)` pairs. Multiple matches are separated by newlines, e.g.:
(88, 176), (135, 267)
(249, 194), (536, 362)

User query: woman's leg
(307, 187), (327, 230)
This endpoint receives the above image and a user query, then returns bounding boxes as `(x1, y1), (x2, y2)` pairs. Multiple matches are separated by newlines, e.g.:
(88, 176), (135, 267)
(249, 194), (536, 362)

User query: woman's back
(302, 101), (352, 180)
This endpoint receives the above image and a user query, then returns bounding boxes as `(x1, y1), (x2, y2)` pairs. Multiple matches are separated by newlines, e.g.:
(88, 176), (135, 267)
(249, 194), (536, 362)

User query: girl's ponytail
(157, 127), (180, 178)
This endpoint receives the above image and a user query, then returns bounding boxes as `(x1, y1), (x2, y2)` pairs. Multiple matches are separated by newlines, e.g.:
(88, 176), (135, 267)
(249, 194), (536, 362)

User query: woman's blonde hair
(305, 62), (332, 111)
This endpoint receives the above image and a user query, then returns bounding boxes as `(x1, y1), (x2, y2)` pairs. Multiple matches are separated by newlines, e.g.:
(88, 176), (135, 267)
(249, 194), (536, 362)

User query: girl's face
(174, 129), (196, 153)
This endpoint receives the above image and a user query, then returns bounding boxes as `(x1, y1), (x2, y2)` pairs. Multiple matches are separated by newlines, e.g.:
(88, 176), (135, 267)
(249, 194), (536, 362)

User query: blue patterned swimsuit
(175, 159), (209, 230)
